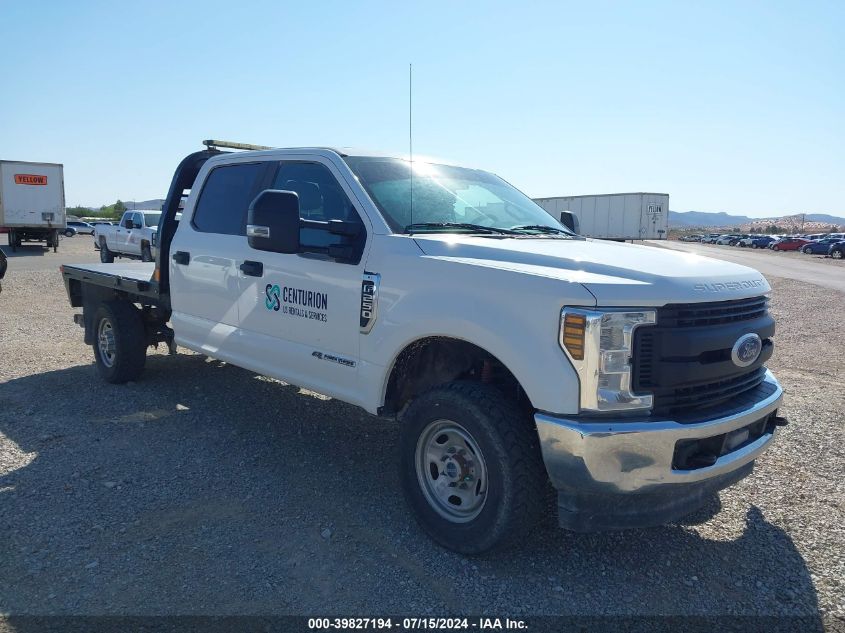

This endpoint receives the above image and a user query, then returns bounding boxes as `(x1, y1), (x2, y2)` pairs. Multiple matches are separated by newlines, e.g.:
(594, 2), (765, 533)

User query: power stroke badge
(265, 283), (328, 323)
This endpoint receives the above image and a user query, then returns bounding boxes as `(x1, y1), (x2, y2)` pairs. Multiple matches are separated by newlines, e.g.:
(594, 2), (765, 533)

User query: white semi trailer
(0, 160), (66, 252)
(533, 193), (669, 241)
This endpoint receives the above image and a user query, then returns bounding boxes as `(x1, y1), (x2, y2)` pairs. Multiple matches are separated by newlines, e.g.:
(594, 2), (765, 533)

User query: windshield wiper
(404, 222), (518, 235)
(509, 224), (574, 236)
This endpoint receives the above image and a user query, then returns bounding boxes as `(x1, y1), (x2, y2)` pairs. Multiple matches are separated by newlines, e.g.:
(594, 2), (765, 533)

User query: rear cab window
(191, 162), (267, 235)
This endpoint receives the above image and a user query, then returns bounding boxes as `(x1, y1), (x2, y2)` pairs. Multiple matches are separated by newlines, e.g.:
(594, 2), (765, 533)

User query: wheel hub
(97, 320), (116, 368)
(415, 420), (488, 522)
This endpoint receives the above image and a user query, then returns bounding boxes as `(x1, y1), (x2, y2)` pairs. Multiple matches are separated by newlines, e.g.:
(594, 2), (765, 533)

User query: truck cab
(61, 142), (785, 553)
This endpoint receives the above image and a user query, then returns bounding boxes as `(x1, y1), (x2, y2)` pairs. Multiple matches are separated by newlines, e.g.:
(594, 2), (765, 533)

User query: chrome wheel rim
(415, 420), (488, 522)
(97, 319), (116, 368)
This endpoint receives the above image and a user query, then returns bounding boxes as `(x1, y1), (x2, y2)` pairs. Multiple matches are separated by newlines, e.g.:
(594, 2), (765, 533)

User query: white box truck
(0, 160), (66, 252)
(533, 193), (669, 241)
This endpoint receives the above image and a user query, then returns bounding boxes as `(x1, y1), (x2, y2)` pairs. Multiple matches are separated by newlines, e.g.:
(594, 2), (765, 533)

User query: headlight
(560, 308), (656, 412)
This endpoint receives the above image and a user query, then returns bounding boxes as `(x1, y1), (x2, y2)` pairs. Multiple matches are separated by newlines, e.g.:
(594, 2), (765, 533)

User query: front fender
(359, 241), (597, 415)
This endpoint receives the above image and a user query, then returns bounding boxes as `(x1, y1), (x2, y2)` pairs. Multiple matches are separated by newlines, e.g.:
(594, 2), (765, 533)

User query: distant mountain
(670, 210), (845, 228)
(670, 211), (752, 227)
(125, 199), (165, 210)
(804, 213), (845, 224)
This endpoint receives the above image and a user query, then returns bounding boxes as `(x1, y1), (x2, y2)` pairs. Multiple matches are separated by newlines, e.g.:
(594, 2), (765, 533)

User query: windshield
(143, 212), (161, 227)
(345, 157), (572, 235)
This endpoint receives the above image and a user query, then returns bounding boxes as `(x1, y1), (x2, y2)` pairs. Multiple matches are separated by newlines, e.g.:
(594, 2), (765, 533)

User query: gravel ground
(0, 239), (843, 629)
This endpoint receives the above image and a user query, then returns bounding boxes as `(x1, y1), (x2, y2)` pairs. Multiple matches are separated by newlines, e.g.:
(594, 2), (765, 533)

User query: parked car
(700, 233), (721, 244)
(827, 242), (845, 259)
(715, 234), (740, 245)
(801, 238), (845, 254)
(770, 237), (810, 251)
(738, 235), (774, 248)
(729, 234), (751, 246)
(67, 220), (96, 235)
(679, 234), (702, 242)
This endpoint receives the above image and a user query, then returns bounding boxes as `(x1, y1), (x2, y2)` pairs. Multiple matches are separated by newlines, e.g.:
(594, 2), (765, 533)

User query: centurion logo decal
(265, 282), (328, 322)
(14, 174), (48, 185)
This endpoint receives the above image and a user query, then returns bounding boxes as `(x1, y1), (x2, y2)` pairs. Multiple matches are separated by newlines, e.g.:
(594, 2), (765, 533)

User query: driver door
(235, 158), (370, 405)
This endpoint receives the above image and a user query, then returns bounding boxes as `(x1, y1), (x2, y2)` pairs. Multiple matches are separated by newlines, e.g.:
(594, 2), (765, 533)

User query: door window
(271, 162), (364, 252)
(192, 162), (266, 235)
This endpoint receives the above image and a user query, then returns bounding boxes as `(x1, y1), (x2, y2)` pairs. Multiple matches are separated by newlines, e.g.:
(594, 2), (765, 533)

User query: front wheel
(832, 249), (843, 260)
(93, 301), (147, 383)
(399, 382), (545, 554)
(99, 241), (114, 263)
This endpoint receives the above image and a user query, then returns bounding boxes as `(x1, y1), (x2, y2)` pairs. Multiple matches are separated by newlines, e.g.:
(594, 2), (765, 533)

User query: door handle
(172, 251), (190, 265)
(240, 260), (264, 277)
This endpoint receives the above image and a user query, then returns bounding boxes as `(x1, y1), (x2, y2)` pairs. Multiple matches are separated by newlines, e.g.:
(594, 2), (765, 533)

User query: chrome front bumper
(535, 370), (783, 530)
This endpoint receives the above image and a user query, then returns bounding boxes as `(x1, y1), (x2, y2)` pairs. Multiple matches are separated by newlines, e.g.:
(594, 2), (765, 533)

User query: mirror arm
(297, 242), (356, 263)
(299, 218), (361, 237)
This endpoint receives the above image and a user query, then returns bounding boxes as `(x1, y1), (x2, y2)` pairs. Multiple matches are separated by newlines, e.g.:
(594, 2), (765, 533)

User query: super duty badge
(360, 272), (380, 334)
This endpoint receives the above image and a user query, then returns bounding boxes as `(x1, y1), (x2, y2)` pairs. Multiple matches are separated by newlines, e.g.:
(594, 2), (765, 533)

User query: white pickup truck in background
(94, 209), (161, 262)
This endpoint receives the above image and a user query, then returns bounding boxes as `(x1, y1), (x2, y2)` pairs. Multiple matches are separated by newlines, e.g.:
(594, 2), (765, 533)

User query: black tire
(51, 230), (59, 252)
(141, 243), (153, 262)
(100, 240), (114, 263)
(399, 381), (545, 554)
(64, 229), (75, 237)
(9, 230), (17, 253)
(92, 301), (147, 383)
(802, 246), (812, 254)
(832, 249), (843, 260)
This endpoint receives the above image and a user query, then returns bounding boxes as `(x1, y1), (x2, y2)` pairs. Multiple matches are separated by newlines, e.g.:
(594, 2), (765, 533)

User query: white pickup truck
(94, 209), (161, 262)
(61, 141), (786, 553)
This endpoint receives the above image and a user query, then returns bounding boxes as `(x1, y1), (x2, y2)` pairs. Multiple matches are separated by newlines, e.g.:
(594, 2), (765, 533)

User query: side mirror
(247, 189), (301, 254)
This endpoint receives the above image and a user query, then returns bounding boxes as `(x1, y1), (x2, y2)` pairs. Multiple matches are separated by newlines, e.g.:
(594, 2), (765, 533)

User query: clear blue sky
(1, 0), (842, 217)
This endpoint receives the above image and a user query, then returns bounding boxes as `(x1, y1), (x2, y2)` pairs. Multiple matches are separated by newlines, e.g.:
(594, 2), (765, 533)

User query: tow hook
(771, 415), (789, 427)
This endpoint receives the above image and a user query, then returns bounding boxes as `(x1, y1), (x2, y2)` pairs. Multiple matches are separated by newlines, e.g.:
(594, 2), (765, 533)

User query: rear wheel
(832, 249), (843, 259)
(399, 381), (545, 554)
(802, 245), (812, 254)
(9, 230), (17, 253)
(64, 229), (75, 237)
(141, 243), (153, 262)
(99, 240), (114, 263)
(93, 301), (147, 383)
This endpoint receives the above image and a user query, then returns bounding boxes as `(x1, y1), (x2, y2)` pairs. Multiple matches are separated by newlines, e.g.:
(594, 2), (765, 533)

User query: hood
(413, 235), (770, 306)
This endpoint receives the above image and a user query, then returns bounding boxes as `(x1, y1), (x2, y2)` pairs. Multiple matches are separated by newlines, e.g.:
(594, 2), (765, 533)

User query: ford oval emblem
(731, 333), (762, 368)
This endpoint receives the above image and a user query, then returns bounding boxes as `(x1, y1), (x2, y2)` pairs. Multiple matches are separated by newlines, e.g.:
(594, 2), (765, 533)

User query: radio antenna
(409, 63), (414, 226)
